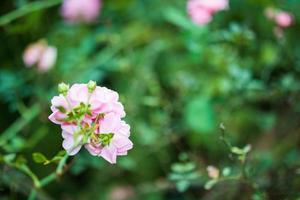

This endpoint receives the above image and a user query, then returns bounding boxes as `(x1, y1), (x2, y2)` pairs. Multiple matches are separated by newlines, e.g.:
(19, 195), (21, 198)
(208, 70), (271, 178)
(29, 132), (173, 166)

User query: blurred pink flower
(187, 6), (212, 26)
(265, 8), (293, 28)
(49, 82), (133, 164)
(275, 11), (293, 28)
(61, 0), (101, 23)
(196, 0), (228, 13)
(38, 47), (57, 72)
(187, 0), (229, 26)
(23, 40), (57, 72)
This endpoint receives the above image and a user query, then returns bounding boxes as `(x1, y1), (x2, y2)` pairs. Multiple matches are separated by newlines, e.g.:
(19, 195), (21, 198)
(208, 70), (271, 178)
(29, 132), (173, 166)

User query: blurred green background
(1, 0), (300, 199)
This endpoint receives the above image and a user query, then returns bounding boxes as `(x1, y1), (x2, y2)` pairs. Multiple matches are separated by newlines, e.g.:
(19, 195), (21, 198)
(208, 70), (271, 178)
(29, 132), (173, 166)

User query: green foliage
(1, 0), (300, 199)
(32, 151), (66, 165)
(185, 95), (216, 133)
(169, 156), (201, 192)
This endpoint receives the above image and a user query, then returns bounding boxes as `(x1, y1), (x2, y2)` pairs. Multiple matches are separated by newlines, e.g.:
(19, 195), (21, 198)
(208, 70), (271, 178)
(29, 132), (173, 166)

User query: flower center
(99, 133), (114, 146)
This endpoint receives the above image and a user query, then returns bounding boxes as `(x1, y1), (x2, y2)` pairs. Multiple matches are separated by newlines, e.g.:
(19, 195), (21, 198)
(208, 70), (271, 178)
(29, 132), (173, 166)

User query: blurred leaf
(176, 180), (190, 192)
(222, 167), (231, 177)
(32, 152), (49, 164)
(185, 96), (216, 133)
(204, 179), (218, 190)
(3, 154), (16, 162)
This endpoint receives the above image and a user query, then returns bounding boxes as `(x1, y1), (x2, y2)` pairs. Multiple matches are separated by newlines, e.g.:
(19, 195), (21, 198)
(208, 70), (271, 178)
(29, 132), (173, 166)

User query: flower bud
(207, 166), (219, 179)
(87, 80), (97, 93)
(58, 82), (69, 96)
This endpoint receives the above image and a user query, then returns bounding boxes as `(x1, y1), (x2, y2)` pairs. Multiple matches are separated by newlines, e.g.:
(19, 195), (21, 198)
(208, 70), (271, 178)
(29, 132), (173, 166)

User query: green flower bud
(87, 80), (97, 93)
(58, 82), (69, 96)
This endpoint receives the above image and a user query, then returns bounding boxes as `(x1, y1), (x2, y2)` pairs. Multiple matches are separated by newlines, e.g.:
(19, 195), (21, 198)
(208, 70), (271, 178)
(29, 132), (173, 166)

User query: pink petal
(68, 84), (89, 105)
(100, 145), (117, 164)
(116, 121), (130, 137)
(84, 143), (102, 156)
(38, 46), (57, 72)
(100, 113), (121, 133)
(62, 134), (83, 155)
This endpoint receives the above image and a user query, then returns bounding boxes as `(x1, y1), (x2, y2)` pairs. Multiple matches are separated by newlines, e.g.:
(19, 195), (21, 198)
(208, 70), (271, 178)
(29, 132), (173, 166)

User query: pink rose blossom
(187, 0), (229, 26)
(275, 11), (293, 28)
(23, 40), (57, 72)
(49, 84), (125, 125)
(85, 113), (132, 164)
(61, 0), (101, 24)
(49, 82), (133, 164)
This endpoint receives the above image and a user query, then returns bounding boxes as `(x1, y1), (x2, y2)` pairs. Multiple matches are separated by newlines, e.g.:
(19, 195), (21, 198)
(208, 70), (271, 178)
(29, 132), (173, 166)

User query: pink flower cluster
(23, 40), (57, 72)
(265, 8), (293, 39)
(61, 0), (101, 24)
(187, 0), (229, 26)
(265, 8), (293, 28)
(49, 81), (133, 164)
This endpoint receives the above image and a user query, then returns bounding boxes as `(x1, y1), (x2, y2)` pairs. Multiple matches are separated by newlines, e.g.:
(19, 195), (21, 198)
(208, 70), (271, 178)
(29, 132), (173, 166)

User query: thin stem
(0, 0), (62, 26)
(219, 124), (232, 149)
(27, 154), (69, 200)
(56, 154), (69, 175)
(27, 189), (37, 200)
(40, 173), (56, 187)
(240, 155), (248, 180)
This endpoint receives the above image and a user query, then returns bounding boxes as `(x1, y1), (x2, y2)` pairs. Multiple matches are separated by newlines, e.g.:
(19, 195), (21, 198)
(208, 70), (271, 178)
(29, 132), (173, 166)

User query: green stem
(56, 154), (69, 175)
(0, 0), (62, 26)
(40, 173), (56, 187)
(219, 125), (232, 149)
(27, 189), (37, 200)
(27, 154), (69, 200)
(240, 156), (248, 180)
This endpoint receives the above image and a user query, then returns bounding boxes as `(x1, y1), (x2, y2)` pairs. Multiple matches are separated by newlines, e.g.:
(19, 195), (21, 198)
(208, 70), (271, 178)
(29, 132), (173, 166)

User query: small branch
(27, 154), (69, 200)
(56, 154), (69, 175)
(40, 173), (56, 187)
(219, 123), (232, 149)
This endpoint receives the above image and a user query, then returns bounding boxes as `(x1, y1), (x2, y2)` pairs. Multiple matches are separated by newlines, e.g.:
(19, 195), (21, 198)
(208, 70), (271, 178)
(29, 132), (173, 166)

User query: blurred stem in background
(0, 0), (62, 26)
(0, 103), (41, 148)
(28, 154), (69, 200)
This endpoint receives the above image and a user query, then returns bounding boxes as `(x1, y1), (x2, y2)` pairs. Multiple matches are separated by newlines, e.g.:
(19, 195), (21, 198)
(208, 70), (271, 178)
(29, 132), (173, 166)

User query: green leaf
(243, 144), (252, 154)
(3, 154), (16, 162)
(222, 167), (231, 177)
(32, 152), (49, 164)
(231, 147), (244, 155)
(185, 96), (216, 133)
(50, 150), (66, 163)
(176, 180), (190, 192)
(171, 162), (196, 173)
(204, 179), (218, 190)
